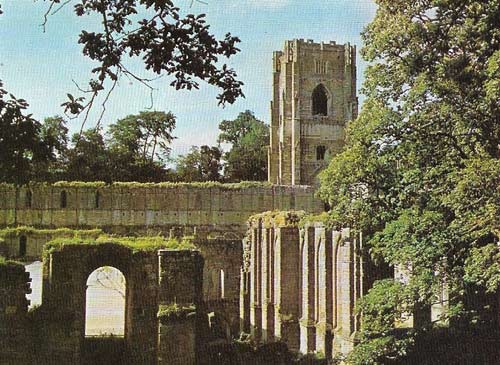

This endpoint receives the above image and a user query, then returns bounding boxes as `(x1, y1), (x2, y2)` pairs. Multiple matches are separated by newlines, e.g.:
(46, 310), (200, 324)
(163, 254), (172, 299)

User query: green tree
(318, 1), (500, 363)
(218, 111), (269, 182)
(107, 111), (176, 182)
(175, 145), (223, 182)
(0, 81), (47, 184)
(65, 128), (111, 182)
(33, 116), (69, 181)
(108, 111), (176, 163)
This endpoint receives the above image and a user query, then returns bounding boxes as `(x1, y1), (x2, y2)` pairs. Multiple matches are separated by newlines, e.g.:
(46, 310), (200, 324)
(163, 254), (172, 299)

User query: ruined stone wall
(241, 213), (365, 359)
(0, 241), (206, 364)
(38, 243), (160, 363)
(157, 250), (204, 365)
(0, 261), (34, 364)
(0, 183), (322, 234)
(0, 227), (103, 259)
(196, 238), (242, 337)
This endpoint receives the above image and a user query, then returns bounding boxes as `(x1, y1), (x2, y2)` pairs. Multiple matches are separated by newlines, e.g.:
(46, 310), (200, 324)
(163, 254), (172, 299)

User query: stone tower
(268, 39), (358, 186)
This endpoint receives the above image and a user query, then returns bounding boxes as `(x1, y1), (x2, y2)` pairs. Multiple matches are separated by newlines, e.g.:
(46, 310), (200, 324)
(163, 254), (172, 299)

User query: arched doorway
(85, 266), (126, 337)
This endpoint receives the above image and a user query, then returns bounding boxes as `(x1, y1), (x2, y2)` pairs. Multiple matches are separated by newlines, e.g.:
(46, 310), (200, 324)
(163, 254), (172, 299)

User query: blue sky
(0, 0), (377, 156)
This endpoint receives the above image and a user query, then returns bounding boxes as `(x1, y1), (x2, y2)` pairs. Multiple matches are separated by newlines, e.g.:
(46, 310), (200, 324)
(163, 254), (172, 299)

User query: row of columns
(240, 220), (364, 358)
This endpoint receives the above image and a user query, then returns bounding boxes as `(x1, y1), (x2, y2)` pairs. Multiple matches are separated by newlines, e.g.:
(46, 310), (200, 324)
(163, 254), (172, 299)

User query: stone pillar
(333, 229), (356, 355)
(315, 225), (333, 357)
(261, 227), (275, 342)
(300, 226), (316, 353)
(250, 226), (262, 340)
(239, 268), (251, 333)
(274, 227), (300, 350)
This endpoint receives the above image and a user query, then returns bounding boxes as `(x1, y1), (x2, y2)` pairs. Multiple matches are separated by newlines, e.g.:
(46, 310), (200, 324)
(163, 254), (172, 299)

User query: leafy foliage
(218, 111), (269, 182)
(318, 1), (500, 363)
(157, 303), (196, 324)
(42, 0), (244, 120)
(0, 82), (47, 184)
(175, 145), (223, 182)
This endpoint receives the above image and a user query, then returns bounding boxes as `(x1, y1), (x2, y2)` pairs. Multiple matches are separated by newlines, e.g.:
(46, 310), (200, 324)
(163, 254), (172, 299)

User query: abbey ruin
(0, 39), (379, 364)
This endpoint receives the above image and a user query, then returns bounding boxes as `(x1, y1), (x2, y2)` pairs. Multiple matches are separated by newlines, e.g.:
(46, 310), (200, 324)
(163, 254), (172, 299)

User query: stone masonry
(241, 214), (365, 358)
(268, 39), (358, 186)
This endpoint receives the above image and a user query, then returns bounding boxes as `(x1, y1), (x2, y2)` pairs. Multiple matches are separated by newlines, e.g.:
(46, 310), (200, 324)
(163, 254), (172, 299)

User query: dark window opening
(312, 84), (328, 116)
(60, 190), (67, 208)
(25, 190), (32, 208)
(317, 146), (327, 161)
(19, 236), (27, 257)
(95, 191), (100, 209)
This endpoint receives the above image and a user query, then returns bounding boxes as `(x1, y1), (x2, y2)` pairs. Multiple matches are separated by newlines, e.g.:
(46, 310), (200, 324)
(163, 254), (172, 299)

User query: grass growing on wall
(0, 180), (274, 190)
(0, 226), (103, 238)
(0, 255), (23, 269)
(248, 210), (307, 228)
(44, 235), (197, 255)
(157, 303), (196, 324)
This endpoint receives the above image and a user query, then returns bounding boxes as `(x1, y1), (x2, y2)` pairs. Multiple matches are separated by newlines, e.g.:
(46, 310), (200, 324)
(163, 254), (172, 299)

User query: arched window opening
(85, 266), (126, 337)
(25, 190), (32, 208)
(312, 84), (328, 116)
(95, 191), (100, 209)
(219, 269), (225, 299)
(19, 236), (27, 257)
(317, 146), (327, 161)
(60, 190), (67, 208)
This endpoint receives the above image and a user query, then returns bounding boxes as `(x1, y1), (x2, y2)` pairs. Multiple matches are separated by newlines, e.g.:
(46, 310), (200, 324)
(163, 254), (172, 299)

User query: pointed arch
(312, 84), (329, 116)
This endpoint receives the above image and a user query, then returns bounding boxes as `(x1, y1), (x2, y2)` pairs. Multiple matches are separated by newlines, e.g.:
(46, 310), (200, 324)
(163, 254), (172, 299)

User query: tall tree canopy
(108, 111), (176, 163)
(218, 110), (269, 182)
(175, 145), (223, 182)
(318, 1), (500, 363)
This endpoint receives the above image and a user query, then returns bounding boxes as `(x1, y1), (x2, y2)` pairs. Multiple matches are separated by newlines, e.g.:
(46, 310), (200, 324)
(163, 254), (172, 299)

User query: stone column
(315, 225), (333, 357)
(299, 226), (316, 354)
(239, 268), (251, 333)
(261, 227), (275, 342)
(333, 229), (356, 355)
(250, 225), (262, 340)
(274, 226), (300, 350)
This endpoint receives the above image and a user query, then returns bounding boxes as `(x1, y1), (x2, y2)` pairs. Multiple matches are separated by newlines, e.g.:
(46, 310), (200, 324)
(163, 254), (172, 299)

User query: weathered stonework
(268, 39), (358, 186)
(0, 241), (205, 365)
(241, 216), (365, 359)
(0, 261), (33, 364)
(0, 183), (322, 239)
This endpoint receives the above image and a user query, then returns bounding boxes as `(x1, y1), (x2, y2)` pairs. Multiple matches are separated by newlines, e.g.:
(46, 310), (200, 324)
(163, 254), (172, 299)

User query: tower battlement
(268, 39), (358, 186)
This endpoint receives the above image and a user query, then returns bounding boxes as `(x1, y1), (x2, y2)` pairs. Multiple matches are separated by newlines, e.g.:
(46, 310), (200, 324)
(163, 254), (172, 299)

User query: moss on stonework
(157, 303), (196, 324)
(298, 212), (333, 229)
(0, 226), (103, 238)
(44, 235), (196, 255)
(248, 210), (306, 228)
(1, 180), (273, 190)
(0, 255), (24, 269)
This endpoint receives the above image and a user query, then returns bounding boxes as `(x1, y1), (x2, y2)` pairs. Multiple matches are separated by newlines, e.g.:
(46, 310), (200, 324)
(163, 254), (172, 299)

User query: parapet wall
(240, 212), (365, 359)
(0, 183), (323, 234)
